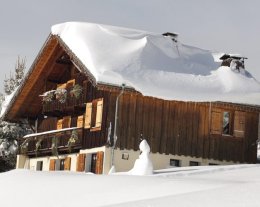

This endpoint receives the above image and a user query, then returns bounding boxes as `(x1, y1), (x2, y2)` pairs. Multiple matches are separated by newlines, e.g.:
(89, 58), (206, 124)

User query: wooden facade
(4, 35), (259, 166)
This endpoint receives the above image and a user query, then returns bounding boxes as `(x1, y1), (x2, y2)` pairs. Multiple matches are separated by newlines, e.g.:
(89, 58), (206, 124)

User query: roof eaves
(53, 35), (97, 86)
(1, 34), (53, 122)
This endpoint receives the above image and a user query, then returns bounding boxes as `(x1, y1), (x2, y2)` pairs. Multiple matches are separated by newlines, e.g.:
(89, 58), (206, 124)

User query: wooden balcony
(42, 87), (87, 114)
(19, 127), (83, 157)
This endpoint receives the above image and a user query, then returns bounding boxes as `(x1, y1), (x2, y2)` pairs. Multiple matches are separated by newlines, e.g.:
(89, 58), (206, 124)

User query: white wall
(16, 147), (238, 173)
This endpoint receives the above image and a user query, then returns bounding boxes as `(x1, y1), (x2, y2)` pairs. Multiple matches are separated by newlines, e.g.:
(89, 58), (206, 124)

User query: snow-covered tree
(4, 77), (11, 95)
(4, 56), (26, 95)
(14, 57), (26, 87)
(0, 56), (28, 172)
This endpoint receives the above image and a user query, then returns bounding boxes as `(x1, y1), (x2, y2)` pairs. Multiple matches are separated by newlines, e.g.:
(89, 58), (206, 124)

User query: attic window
(56, 54), (72, 65)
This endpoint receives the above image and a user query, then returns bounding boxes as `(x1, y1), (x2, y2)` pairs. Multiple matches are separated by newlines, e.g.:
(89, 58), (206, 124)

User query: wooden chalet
(2, 23), (260, 174)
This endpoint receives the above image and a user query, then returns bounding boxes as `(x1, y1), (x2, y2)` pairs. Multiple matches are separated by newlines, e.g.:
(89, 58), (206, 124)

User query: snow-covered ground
(1, 164), (260, 207)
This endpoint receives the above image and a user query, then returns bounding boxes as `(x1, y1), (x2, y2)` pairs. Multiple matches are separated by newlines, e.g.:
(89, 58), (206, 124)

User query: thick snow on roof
(1, 165), (260, 207)
(0, 88), (17, 119)
(52, 22), (260, 105)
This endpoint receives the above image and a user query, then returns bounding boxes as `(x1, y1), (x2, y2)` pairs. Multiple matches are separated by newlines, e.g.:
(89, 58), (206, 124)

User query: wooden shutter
(76, 154), (85, 172)
(77, 115), (84, 128)
(95, 99), (103, 129)
(57, 119), (63, 130)
(63, 116), (71, 128)
(64, 157), (71, 171)
(57, 83), (67, 89)
(234, 111), (245, 137)
(49, 159), (55, 171)
(66, 79), (75, 88)
(211, 109), (222, 134)
(84, 103), (92, 129)
(95, 151), (104, 174)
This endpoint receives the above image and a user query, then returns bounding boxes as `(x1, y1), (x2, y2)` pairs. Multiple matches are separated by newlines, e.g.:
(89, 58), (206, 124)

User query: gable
(3, 35), (92, 122)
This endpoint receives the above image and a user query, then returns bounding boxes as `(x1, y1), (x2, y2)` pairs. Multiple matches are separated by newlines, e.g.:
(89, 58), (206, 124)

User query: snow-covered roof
(51, 22), (260, 105)
(0, 88), (18, 119)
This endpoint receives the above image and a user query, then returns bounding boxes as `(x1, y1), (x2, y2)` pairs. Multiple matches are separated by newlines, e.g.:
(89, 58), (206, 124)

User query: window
(55, 159), (65, 171)
(189, 161), (199, 166)
(84, 98), (103, 131)
(222, 111), (231, 135)
(211, 109), (245, 137)
(209, 163), (218, 165)
(36, 161), (43, 171)
(122, 153), (129, 160)
(170, 159), (180, 167)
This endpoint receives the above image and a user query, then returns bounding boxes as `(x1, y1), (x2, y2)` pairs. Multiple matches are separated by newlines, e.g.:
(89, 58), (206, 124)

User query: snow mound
(1, 165), (260, 207)
(52, 22), (260, 105)
(129, 139), (153, 175)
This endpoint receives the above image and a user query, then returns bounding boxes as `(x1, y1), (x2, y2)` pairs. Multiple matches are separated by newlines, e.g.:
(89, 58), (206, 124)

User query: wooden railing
(42, 87), (87, 113)
(19, 127), (83, 157)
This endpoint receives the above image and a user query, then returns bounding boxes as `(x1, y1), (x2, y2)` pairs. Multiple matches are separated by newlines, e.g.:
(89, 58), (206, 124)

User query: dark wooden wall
(109, 93), (259, 163)
(36, 64), (259, 163)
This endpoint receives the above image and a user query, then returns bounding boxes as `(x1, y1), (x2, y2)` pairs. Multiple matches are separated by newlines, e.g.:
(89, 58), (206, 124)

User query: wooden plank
(49, 159), (55, 171)
(64, 157), (71, 171)
(134, 95), (144, 150)
(77, 115), (84, 128)
(62, 116), (71, 128)
(94, 98), (103, 129)
(95, 151), (104, 174)
(56, 119), (63, 130)
(84, 102), (92, 129)
(76, 154), (85, 172)
(174, 102), (181, 155)
(191, 103), (199, 157)
(185, 102), (193, 156)
(234, 111), (245, 138)
(166, 101), (175, 155)
(127, 94), (137, 150)
(156, 99), (164, 154)
(148, 97), (156, 153)
(210, 108), (222, 134)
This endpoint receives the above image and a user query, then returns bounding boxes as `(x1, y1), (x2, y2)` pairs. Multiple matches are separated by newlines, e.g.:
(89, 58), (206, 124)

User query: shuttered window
(57, 83), (67, 89)
(84, 98), (103, 131)
(95, 99), (103, 129)
(66, 79), (75, 89)
(57, 119), (63, 130)
(62, 116), (71, 128)
(211, 109), (222, 134)
(64, 157), (71, 171)
(49, 159), (55, 171)
(234, 111), (245, 137)
(222, 111), (231, 135)
(76, 154), (86, 172)
(95, 151), (104, 174)
(84, 103), (92, 129)
(77, 115), (84, 128)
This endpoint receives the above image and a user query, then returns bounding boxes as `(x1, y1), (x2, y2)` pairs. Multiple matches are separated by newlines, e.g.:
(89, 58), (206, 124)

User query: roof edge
(1, 34), (54, 122)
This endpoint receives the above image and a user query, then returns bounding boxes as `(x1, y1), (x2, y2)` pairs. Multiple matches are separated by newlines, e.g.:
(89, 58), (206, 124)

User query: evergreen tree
(15, 57), (26, 87)
(0, 56), (28, 172)
(4, 77), (11, 95)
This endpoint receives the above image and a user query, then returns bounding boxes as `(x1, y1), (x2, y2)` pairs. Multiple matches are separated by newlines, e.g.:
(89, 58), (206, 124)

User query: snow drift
(52, 22), (260, 105)
(1, 165), (260, 207)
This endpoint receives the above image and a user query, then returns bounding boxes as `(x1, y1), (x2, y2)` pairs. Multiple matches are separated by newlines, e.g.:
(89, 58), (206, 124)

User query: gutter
(111, 83), (125, 167)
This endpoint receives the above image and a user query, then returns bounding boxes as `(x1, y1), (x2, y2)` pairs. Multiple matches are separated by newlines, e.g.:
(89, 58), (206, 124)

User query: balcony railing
(19, 127), (83, 157)
(42, 87), (87, 113)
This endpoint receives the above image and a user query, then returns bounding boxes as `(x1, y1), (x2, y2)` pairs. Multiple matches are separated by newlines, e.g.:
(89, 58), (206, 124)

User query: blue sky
(0, 0), (259, 92)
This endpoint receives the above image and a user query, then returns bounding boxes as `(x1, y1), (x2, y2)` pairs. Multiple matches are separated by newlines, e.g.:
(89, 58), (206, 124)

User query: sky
(0, 0), (259, 93)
